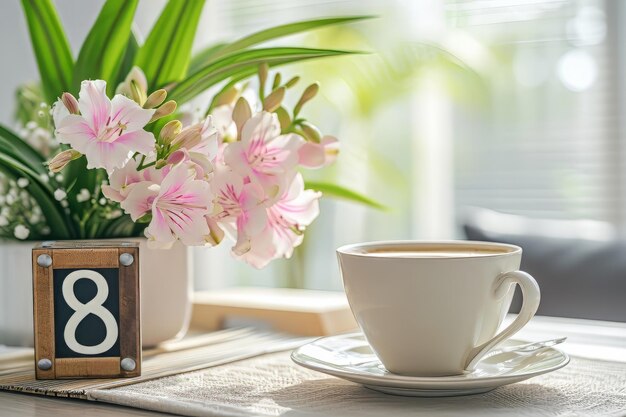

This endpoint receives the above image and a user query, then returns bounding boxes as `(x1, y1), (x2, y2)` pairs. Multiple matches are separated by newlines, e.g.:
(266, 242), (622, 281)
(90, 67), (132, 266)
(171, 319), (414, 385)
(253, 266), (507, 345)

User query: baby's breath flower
(54, 189), (67, 201)
(76, 188), (90, 203)
(14, 225), (29, 240)
(17, 178), (29, 188)
(0, 215), (8, 227)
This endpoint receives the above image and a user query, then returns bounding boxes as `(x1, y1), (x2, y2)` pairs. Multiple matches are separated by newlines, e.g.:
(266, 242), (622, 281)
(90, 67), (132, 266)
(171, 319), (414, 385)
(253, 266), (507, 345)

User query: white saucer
(291, 333), (569, 397)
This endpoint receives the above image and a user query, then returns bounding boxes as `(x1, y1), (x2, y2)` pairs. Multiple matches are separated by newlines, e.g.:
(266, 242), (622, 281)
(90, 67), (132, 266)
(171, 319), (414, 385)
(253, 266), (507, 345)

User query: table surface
(1, 315), (625, 417)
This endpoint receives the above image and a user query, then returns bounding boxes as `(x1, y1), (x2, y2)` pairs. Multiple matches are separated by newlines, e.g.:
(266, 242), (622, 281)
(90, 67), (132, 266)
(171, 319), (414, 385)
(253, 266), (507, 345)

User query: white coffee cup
(337, 240), (540, 377)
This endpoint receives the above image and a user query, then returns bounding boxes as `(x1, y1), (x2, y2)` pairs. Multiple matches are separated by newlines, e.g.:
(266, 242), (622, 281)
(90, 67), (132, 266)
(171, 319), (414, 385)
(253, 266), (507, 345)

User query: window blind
(447, 0), (625, 225)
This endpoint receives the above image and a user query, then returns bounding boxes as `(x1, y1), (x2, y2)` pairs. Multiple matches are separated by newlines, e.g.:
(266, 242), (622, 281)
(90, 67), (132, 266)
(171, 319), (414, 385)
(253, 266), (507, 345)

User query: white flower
(0, 215), (8, 226)
(41, 226), (51, 235)
(6, 194), (15, 205)
(17, 178), (29, 188)
(14, 225), (30, 240)
(39, 173), (49, 183)
(99, 198), (107, 205)
(26, 121), (38, 130)
(0, 195), (5, 205)
(76, 188), (91, 203)
(56, 174), (64, 182)
(61, 200), (69, 208)
(54, 189), (67, 201)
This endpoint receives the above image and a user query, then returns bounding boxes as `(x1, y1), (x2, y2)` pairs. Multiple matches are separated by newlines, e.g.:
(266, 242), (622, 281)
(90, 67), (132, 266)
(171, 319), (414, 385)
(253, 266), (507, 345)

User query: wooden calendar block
(31, 241), (141, 379)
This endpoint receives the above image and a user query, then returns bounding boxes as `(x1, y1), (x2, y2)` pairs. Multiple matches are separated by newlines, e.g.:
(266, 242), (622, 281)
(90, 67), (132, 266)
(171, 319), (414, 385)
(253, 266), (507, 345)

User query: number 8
(62, 270), (119, 355)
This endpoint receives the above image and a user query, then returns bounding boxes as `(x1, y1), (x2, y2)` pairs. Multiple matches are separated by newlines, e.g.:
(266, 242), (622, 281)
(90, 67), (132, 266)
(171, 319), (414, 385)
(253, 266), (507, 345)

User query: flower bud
(171, 127), (201, 150)
(272, 73), (282, 90)
(263, 87), (285, 112)
(275, 106), (291, 130)
(130, 80), (147, 106)
(48, 149), (82, 173)
(215, 86), (239, 107)
(144, 89), (167, 109)
(285, 76), (300, 88)
(232, 97), (252, 139)
(294, 83), (319, 116)
(148, 100), (177, 123)
(258, 63), (269, 88)
(160, 120), (183, 144)
(300, 122), (321, 143)
(61, 93), (80, 115)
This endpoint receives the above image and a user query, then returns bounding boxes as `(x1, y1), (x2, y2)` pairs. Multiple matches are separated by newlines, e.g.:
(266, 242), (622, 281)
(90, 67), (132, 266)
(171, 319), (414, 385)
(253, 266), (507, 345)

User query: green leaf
(209, 16), (373, 61)
(114, 30), (140, 88)
(100, 214), (137, 238)
(72, 0), (139, 96)
(305, 181), (385, 210)
(0, 125), (47, 175)
(0, 153), (73, 238)
(135, 0), (206, 91)
(170, 47), (360, 104)
(188, 42), (227, 74)
(20, 0), (73, 103)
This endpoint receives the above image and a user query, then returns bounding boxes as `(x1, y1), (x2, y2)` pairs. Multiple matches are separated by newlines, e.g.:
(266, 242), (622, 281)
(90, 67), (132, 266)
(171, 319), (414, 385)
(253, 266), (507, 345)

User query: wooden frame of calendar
(32, 241), (141, 379)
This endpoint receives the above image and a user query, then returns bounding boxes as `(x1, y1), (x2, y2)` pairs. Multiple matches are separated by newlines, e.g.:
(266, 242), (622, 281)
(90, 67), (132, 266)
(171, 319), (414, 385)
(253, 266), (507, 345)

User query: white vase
(0, 238), (192, 347)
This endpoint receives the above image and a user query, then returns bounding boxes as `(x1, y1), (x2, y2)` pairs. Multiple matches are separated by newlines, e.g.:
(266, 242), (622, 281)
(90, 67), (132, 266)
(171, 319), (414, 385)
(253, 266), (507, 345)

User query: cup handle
(465, 270), (541, 371)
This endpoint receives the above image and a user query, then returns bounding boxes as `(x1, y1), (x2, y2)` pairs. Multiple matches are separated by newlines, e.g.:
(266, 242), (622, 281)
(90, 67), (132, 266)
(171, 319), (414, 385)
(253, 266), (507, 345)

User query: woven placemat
(0, 329), (306, 398)
(89, 351), (626, 417)
(3, 333), (626, 417)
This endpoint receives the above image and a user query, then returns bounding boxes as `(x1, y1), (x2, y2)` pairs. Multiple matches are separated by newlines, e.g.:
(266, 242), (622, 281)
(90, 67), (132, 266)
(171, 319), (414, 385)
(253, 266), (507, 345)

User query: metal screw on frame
(120, 357), (136, 371)
(37, 254), (52, 268)
(119, 253), (134, 266)
(37, 358), (52, 371)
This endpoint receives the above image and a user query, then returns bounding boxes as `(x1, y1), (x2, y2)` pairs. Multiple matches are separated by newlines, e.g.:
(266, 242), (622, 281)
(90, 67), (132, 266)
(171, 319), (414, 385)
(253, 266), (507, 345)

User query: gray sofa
(463, 209), (626, 322)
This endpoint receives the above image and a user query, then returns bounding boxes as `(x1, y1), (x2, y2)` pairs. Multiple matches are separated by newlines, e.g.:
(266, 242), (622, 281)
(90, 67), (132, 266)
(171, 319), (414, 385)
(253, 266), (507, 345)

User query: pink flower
(298, 136), (339, 169)
(101, 158), (143, 203)
(121, 163), (213, 248)
(234, 173), (321, 268)
(167, 148), (213, 180)
(54, 80), (156, 173)
(210, 165), (268, 255)
(102, 158), (169, 203)
(223, 112), (303, 190)
(211, 104), (237, 143)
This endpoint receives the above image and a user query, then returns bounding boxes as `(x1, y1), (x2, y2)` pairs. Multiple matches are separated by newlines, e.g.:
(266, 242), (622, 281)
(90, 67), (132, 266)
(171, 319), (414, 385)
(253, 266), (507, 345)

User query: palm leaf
(72, 0), (139, 96)
(305, 181), (385, 210)
(114, 30), (140, 88)
(20, 0), (73, 103)
(0, 125), (47, 175)
(134, 0), (206, 91)
(170, 47), (360, 104)
(188, 43), (227, 74)
(190, 16), (373, 71)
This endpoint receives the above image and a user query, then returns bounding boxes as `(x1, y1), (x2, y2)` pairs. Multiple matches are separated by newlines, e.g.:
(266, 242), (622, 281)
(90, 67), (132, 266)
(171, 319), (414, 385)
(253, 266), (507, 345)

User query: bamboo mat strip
(0, 329), (307, 399)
